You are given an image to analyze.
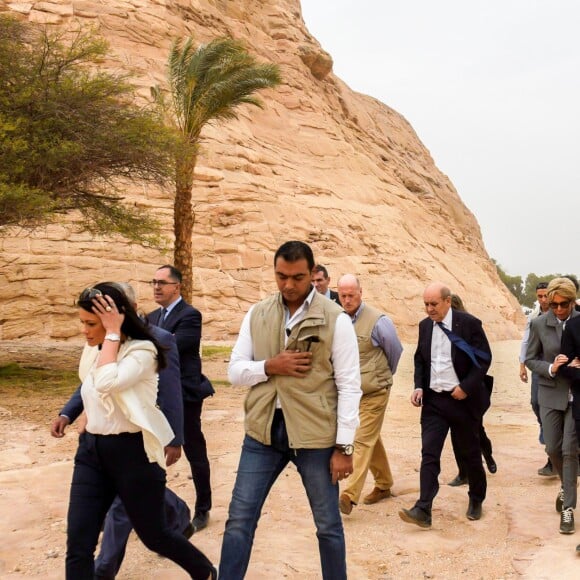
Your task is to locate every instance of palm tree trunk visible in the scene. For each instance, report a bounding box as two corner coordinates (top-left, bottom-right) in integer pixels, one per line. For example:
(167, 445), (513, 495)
(174, 152), (197, 302)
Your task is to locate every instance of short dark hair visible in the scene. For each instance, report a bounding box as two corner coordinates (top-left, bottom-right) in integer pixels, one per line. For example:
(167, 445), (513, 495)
(158, 264), (182, 283)
(274, 241), (315, 271)
(312, 264), (329, 278)
(535, 281), (548, 290)
(563, 275), (579, 292)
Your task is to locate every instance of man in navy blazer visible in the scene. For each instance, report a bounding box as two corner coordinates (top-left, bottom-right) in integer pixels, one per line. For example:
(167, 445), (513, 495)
(148, 265), (214, 533)
(51, 283), (191, 578)
(559, 313), (580, 552)
(399, 282), (492, 528)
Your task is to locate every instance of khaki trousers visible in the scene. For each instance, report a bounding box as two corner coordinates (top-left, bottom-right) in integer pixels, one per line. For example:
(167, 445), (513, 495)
(342, 388), (393, 504)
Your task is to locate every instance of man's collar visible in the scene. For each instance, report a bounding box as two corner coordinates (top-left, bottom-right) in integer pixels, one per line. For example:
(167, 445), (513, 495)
(350, 302), (365, 322)
(433, 308), (453, 328)
(303, 286), (317, 309)
(279, 285), (316, 311)
(163, 296), (183, 313)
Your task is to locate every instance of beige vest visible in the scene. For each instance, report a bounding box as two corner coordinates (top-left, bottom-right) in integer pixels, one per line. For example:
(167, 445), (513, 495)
(354, 304), (393, 395)
(246, 291), (343, 448)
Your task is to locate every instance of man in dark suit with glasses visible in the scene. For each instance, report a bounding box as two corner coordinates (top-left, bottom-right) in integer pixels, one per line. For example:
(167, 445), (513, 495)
(148, 265), (214, 534)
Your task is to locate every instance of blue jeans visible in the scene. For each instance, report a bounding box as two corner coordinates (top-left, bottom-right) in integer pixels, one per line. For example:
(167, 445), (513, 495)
(219, 413), (346, 580)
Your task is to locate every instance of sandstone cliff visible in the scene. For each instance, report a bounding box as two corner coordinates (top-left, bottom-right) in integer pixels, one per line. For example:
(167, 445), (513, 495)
(0, 0), (524, 343)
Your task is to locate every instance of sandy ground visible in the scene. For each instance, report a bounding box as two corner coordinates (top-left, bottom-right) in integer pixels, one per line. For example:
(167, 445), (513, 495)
(0, 340), (579, 579)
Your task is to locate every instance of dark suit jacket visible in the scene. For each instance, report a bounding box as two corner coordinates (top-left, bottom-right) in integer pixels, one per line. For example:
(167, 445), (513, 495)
(329, 289), (341, 306)
(558, 314), (580, 384)
(148, 299), (214, 403)
(414, 309), (492, 416)
(60, 326), (184, 446)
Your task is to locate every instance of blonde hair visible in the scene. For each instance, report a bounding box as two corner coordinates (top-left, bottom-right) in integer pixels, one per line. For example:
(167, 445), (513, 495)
(546, 277), (577, 303)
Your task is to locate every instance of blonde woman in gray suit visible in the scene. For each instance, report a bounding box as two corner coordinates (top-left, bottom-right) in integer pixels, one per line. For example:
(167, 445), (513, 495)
(525, 277), (579, 535)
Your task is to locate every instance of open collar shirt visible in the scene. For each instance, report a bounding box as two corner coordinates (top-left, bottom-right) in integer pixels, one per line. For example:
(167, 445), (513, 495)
(429, 309), (460, 392)
(228, 286), (361, 444)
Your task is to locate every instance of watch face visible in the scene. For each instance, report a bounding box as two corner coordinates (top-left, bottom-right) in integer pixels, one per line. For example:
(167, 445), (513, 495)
(344, 444), (354, 456)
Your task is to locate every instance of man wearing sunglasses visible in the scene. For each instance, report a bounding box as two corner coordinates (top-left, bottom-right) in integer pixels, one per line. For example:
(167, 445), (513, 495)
(148, 265), (214, 535)
(525, 277), (579, 535)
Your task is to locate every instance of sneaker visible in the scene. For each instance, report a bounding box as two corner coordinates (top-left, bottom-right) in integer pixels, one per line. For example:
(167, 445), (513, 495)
(363, 487), (392, 505)
(538, 458), (554, 477)
(339, 493), (354, 515)
(560, 507), (575, 534)
(556, 487), (564, 513)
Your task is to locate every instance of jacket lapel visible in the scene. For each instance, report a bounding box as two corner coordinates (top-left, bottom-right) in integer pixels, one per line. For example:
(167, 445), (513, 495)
(163, 299), (185, 330)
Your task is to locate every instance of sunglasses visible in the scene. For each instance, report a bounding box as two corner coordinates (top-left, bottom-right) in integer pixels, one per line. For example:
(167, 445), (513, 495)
(549, 300), (571, 310)
(149, 280), (178, 287)
(79, 287), (103, 301)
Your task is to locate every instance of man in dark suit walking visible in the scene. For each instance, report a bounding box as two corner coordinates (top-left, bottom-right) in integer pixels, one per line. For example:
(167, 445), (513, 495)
(312, 264), (341, 305)
(399, 282), (492, 528)
(148, 265), (214, 534)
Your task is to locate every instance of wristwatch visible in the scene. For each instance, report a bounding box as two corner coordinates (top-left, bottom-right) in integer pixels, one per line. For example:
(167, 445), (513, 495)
(334, 444), (354, 456)
(104, 333), (121, 342)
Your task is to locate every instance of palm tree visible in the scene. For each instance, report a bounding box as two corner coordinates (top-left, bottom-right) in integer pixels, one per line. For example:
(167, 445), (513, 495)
(159, 36), (281, 301)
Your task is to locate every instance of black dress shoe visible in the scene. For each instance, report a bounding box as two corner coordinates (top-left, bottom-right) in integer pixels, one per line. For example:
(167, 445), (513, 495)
(538, 458), (555, 477)
(448, 474), (468, 487)
(484, 454), (497, 474)
(399, 506), (432, 528)
(191, 510), (209, 533)
(182, 522), (195, 540)
(466, 499), (482, 521)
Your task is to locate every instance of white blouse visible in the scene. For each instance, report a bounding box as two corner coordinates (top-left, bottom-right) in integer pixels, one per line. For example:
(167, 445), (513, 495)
(79, 339), (174, 467)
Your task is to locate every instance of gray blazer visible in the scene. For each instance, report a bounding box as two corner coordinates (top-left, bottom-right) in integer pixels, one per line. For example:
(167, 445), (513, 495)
(525, 309), (579, 411)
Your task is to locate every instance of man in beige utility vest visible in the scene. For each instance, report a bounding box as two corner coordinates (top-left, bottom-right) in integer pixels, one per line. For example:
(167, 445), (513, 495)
(337, 274), (403, 515)
(220, 241), (362, 580)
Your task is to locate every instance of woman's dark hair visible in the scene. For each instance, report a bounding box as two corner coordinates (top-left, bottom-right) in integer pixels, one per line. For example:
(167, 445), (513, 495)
(451, 293), (466, 312)
(77, 282), (167, 370)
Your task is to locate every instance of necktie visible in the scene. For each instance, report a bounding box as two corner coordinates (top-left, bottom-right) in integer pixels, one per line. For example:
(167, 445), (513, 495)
(436, 322), (490, 369)
(159, 308), (168, 328)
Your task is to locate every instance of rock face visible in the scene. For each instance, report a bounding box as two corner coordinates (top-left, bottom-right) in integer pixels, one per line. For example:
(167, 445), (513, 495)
(0, 0), (524, 343)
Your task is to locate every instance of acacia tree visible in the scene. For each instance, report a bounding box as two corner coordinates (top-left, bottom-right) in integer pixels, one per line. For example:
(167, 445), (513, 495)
(0, 17), (175, 245)
(156, 36), (281, 300)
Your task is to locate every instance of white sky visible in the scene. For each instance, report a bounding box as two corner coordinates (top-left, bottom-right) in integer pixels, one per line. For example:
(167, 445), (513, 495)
(301, 0), (580, 278)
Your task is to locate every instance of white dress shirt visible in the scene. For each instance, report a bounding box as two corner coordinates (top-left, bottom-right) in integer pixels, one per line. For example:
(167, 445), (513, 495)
(228, 287), (361, 444)
(429, 309), (460, 392)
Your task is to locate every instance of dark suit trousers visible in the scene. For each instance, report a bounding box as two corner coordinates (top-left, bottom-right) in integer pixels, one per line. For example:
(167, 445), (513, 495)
(574, 384), (580, 447)
(183, 400), (212, 513)
(94, 488), (191, 579)
(416, 391), (486, 513)
(452, 423), (492, 478)
(66, 432), (213, 580)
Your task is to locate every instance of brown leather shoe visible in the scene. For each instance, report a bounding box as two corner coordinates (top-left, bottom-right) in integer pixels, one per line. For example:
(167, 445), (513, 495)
(363, 487), (392, 505)
(339, 493), (354, 515)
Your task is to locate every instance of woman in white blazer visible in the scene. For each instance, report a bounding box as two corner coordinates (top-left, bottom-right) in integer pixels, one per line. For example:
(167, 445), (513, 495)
(66, 283), (216, 579)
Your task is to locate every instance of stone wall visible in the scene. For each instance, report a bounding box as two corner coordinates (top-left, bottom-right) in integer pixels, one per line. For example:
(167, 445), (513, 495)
(0, 0), (525, 343)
